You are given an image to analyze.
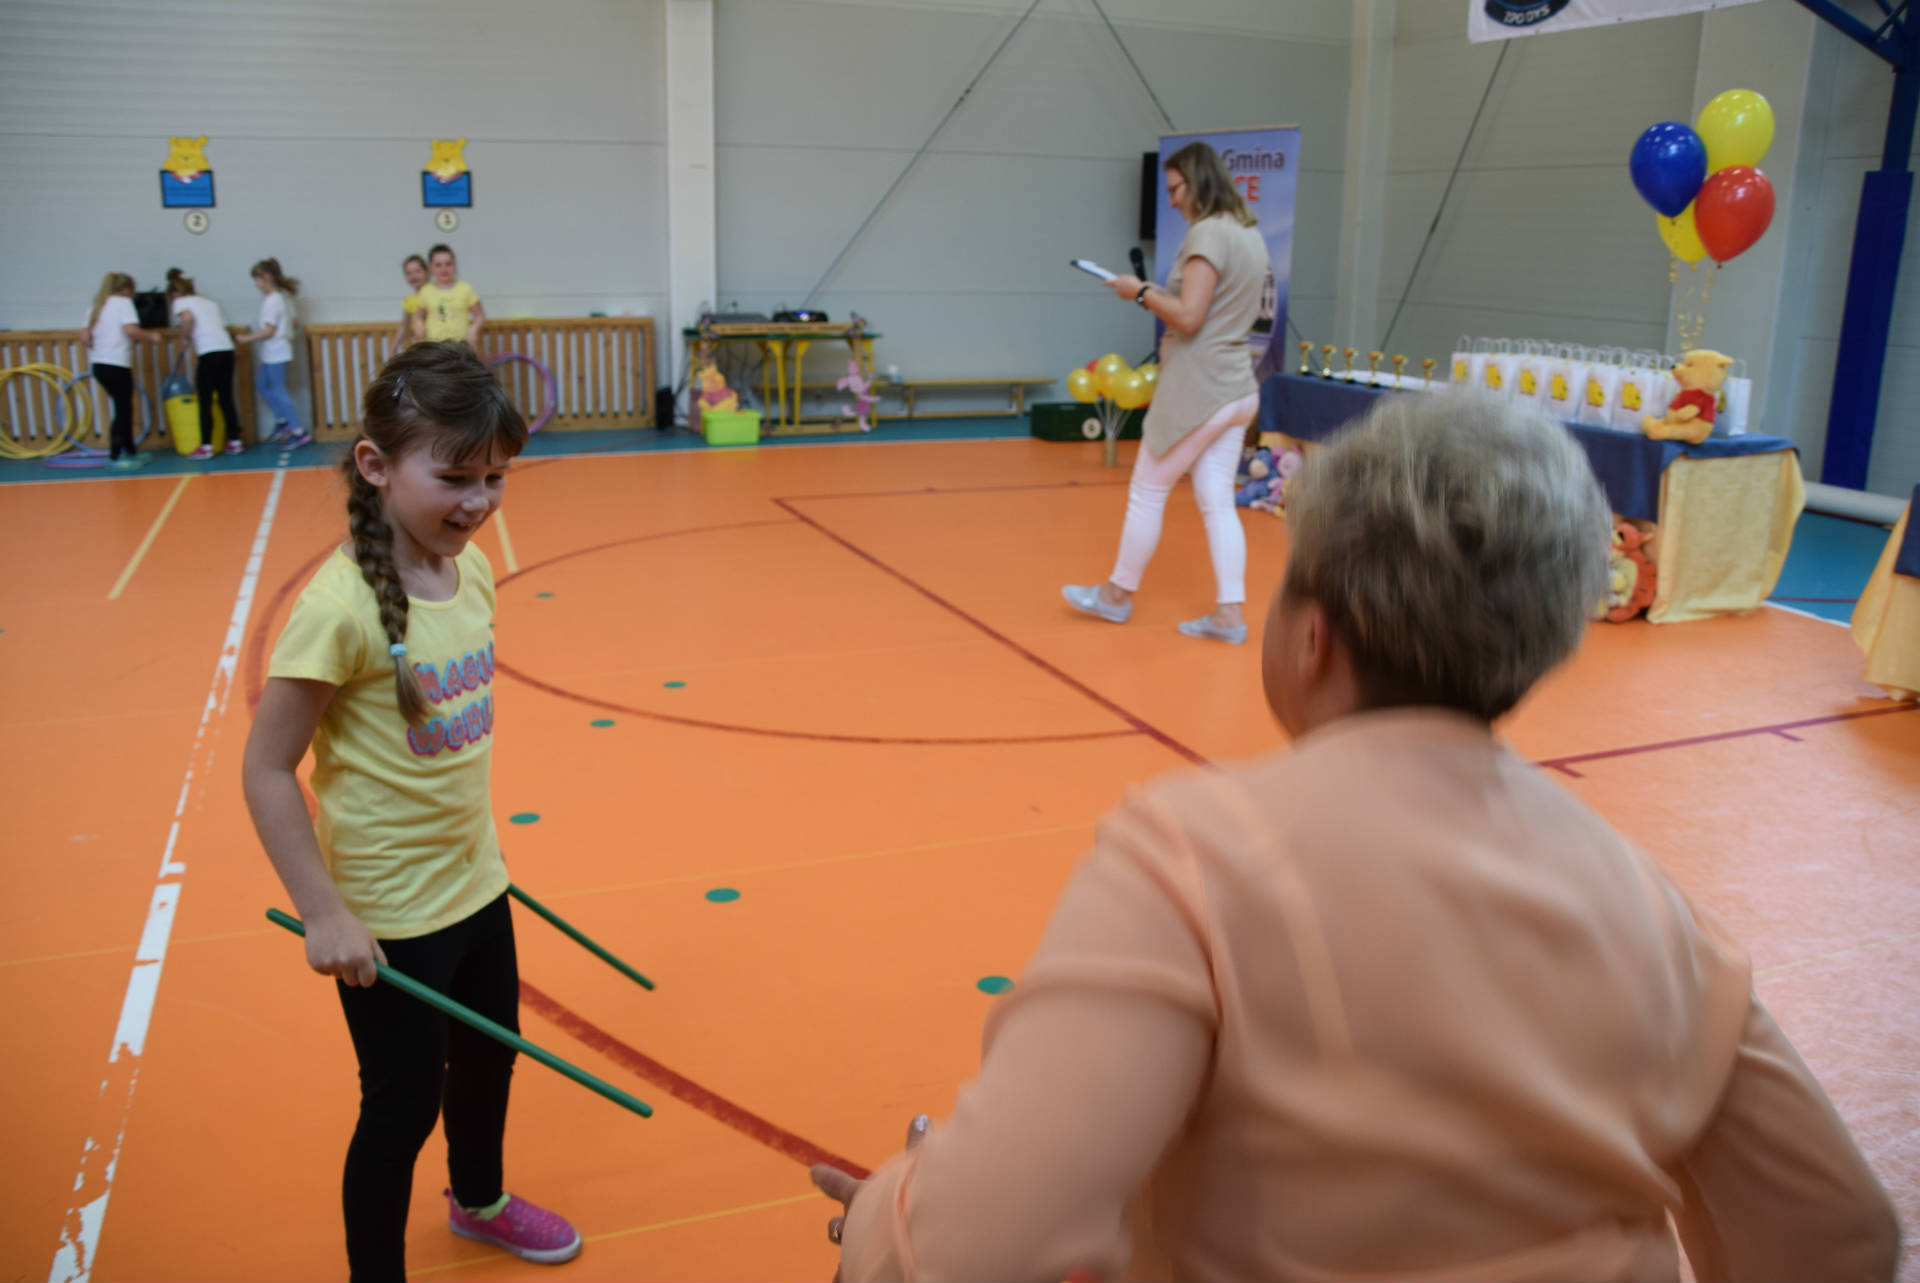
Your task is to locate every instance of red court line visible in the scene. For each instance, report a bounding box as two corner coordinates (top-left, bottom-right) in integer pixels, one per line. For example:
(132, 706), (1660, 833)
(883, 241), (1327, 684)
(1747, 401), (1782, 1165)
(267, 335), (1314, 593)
(1537, 703), (1917, 777)
(519, 980), (870, 1179)
(773, 498), (1210, 767)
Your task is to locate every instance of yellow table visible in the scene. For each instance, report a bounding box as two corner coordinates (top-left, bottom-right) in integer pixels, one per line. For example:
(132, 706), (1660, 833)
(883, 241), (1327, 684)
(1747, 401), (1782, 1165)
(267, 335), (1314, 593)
(1851, 497), (1920, 700)
(685, 320), (878, 430)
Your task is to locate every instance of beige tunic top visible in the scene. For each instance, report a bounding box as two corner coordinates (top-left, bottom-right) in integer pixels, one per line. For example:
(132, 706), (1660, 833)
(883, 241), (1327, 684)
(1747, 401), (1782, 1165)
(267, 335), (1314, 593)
(1142, 213), (1268, 457)
(838, 710), (1897, 1282)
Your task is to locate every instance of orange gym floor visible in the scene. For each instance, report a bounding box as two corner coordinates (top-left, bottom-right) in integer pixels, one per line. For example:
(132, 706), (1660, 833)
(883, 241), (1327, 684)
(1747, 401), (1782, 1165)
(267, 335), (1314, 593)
(3, 436), (1916, 1281)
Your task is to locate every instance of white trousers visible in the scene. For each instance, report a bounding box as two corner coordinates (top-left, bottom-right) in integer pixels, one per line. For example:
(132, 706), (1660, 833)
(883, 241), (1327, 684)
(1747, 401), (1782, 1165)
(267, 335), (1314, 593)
(1108, 392), (1258, 604)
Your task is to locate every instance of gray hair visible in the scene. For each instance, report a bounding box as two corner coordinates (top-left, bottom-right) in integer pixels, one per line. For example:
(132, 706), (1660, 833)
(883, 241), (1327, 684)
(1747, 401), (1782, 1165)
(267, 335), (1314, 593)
(1282, 389), (1610, 722)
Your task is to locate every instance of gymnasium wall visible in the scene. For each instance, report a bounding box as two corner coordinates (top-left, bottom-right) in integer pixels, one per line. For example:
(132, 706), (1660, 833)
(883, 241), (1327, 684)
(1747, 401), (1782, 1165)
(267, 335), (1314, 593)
(710, 0), (1350, 399)
(1779, 22), (1920, 497)
(0, 0), (672, 399)
(1374, 6), (1704, 378)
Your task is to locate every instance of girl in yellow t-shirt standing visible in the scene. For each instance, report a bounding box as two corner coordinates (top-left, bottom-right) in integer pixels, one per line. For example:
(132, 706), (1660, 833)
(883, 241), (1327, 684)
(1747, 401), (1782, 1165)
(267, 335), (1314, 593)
(417, 243), (485, 347)
(393, 253), (430, 352)
(242, 341), (578, 1277)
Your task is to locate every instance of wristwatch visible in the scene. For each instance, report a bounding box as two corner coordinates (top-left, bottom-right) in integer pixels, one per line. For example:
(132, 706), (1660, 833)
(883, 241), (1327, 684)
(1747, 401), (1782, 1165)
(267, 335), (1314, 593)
(1135, 285), (1151, 307)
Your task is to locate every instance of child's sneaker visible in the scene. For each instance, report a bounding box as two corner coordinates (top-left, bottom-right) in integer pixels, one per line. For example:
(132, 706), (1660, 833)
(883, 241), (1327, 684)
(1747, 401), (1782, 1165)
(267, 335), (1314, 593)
(279, 427), (312, 449)
(189, 444), (214, 460)
(224, 439), (245, 455)
(446, 1190), (581, 1264)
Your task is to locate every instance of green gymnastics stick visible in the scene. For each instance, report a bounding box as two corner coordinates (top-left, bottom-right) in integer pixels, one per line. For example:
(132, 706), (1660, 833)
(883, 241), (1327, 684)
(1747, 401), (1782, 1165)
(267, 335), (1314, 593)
(508, 882), (656, 991)
(265, 908), (653, 1120)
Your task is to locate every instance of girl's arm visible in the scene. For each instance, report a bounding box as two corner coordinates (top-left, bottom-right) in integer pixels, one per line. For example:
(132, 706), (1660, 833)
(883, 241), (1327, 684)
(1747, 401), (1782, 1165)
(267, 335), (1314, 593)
(392, 311), (412, 351)
(465, 297), (485, 348)
(239, 320), (277, 343)
(242, 676), (387, 986)
(122, 322), (163, 346)
(174, 308), (196, 359)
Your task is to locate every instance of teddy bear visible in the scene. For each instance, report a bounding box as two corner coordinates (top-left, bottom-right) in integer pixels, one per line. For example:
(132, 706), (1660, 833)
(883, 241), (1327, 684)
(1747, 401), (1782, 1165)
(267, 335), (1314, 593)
(1595, 520), (1657, 622)
(693, 361), (738, 416)
(1642, 349), (1732, 445)
(836, 359), (875, 432)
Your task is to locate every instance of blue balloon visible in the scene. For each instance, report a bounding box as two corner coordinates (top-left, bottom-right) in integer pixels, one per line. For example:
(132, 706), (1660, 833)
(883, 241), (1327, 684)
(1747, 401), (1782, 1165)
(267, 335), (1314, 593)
(1630, 122), (1708, 218)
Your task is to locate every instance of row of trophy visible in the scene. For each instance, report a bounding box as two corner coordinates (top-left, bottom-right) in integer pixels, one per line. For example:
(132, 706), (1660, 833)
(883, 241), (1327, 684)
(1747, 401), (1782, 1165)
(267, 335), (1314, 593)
(1297, 342), (1434, 388)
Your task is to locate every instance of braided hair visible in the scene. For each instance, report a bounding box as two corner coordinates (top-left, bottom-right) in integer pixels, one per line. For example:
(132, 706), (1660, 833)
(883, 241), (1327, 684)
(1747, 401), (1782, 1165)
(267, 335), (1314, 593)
(344, 340), (527, 724)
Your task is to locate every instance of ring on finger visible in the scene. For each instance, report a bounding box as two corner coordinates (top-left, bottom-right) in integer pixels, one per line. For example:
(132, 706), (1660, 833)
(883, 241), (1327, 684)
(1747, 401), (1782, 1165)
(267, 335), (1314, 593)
(828, 1218), (843, 1245)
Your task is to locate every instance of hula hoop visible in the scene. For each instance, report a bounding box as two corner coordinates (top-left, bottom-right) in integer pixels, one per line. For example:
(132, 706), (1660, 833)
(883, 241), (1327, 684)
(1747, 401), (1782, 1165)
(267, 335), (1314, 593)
(45, 370), (158, 465)
(487, 353), (556, 433)
(0, 365), (94, 459)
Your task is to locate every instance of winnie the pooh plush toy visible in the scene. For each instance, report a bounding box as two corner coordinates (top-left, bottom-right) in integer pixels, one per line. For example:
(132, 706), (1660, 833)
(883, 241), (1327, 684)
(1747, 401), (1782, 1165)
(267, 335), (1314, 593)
(693, 361), (739, 416)
(1642, 349), (1732, 445)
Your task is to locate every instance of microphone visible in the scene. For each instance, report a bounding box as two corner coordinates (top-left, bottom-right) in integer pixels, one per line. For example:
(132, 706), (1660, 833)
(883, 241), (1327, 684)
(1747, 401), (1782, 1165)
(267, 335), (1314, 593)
(1130, 248), (1147, 279)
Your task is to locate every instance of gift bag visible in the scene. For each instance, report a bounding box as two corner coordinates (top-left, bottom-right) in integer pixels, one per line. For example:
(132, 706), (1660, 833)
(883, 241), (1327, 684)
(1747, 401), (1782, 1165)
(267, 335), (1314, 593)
(1514, 341), (1551, 407)
(1613, 354), (1663, 433)
(1450, 335), (1482, 388)
(1649, 352), (1681, 417)
(1717, 357), (1752, 435)
(1577, 348), (1621, 427)
(1483, 339), (1519, 399)
(1543, 345), (1586, 422)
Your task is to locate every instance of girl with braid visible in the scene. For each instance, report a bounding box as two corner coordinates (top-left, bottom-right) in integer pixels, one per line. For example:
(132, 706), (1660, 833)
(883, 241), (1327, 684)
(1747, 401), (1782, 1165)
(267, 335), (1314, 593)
(242, 341), (579, 1280)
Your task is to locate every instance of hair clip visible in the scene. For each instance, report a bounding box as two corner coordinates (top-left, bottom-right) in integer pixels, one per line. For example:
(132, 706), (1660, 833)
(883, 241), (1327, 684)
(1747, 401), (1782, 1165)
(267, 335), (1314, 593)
(393, 373), (409, 402)
(389, 642), (408, 657)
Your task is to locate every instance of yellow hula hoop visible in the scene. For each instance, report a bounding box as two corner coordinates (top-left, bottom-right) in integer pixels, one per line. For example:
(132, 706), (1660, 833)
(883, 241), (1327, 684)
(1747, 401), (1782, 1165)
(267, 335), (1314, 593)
(0, 364), (92, 459)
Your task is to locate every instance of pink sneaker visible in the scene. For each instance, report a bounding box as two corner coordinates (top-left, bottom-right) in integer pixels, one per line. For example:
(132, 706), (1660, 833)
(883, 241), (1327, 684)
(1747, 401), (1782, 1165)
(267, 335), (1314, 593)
(223, 439), (245, 455)
(188, 444), (214, 460)
(446, 1190), (582, 1264)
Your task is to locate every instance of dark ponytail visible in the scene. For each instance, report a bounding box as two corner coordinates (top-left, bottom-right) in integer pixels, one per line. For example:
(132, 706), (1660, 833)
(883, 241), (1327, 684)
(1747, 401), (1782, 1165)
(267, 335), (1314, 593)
(165, 267), (195, 297)
(342, 340), (528, 725)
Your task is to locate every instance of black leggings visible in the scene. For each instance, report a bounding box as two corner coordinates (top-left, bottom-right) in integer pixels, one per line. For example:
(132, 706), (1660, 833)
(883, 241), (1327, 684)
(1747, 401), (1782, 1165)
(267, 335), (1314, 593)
(195, 350), (238, 448)
(336, 892), (519, 1283)
(92, 363), (134, 458)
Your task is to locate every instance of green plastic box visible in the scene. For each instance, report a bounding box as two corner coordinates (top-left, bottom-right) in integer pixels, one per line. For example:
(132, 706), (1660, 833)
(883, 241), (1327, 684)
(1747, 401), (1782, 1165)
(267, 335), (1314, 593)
(701, 408), (762, 446)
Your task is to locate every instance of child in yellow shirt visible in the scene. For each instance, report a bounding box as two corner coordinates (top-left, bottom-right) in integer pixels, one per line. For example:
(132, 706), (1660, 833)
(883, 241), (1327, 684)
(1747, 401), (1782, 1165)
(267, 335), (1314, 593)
(242, 341), (575, 1277)
(417, 243), (484, 346)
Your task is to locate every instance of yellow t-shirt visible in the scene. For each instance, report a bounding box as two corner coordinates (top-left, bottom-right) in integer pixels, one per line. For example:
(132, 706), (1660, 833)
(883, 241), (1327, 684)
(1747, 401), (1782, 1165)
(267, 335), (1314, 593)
(402, 290), (424, 315)
(417, 279), (479, 341)
(268, 542), (507, 939)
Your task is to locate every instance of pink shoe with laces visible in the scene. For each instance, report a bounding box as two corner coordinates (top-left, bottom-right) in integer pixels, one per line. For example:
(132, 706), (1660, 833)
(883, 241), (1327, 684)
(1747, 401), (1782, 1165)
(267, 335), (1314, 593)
(445, 1190), (582, 1264)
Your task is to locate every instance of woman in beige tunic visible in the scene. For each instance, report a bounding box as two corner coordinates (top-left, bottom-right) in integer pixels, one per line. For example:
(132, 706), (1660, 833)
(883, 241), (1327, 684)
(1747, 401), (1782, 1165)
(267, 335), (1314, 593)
(816, 390), (1898, 1282)
(1064, 141), (1271, 644)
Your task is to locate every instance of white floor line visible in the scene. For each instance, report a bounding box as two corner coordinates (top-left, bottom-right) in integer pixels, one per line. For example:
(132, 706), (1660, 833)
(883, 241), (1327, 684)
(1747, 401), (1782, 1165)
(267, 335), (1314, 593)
(1764, 600), (1850, 628)
(49, 469), (285, 1283)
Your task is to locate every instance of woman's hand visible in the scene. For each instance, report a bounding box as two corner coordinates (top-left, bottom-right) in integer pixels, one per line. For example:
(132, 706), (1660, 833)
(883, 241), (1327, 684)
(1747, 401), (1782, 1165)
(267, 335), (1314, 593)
(303, 908), (387, 987)
(1106, 274), (1145, 302)
(813, 1113), (929, 1264)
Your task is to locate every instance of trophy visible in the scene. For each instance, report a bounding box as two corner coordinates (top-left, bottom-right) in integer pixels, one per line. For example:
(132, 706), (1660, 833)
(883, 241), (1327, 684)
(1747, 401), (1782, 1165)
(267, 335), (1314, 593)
(1367, 350), (1382, 384)
(1421, 358), (1436, 385)
(1342, 348), (1357, 381)
(1391, 354), (1407, 388)
(1320, 345), (1334, 379)
(1298, 341), (1312, 376)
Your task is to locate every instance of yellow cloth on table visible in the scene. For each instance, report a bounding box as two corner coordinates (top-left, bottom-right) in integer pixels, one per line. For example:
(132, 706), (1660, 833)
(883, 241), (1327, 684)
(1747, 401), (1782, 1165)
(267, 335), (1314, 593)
(1648, 450), (1804, 624)
(1850, 504), (1920, 700)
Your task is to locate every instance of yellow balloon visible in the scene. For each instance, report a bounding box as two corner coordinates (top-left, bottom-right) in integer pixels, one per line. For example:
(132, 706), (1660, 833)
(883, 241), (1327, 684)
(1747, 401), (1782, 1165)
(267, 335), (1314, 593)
(1136, 362), (1159, 389)
(1110, 369), (1149, 410)
(1092, 353), (1129, 398)
(1656, 206), (1708, 264)
(1067, 368), (1098, 404)
(1696, 89), (1774, 172)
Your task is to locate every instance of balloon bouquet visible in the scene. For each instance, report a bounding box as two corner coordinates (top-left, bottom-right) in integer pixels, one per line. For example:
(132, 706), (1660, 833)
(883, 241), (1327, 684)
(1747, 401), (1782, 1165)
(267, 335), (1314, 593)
(1630, 89), (1776, 348)
(1067, 352), (1157, 467)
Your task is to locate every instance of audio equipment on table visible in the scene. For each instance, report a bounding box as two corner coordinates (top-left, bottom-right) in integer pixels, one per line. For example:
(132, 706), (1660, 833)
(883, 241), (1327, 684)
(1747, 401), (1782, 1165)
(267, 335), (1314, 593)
(772, 309), (828, 323)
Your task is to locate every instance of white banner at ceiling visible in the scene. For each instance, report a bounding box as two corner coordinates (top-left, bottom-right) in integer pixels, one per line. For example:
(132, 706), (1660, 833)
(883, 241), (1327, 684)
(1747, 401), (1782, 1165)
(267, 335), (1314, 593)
(1469, 0), (1766, 42)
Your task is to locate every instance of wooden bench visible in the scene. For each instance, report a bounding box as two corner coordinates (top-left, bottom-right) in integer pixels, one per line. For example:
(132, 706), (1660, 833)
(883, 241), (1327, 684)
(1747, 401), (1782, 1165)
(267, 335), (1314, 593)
(893, 376), (1055, 419)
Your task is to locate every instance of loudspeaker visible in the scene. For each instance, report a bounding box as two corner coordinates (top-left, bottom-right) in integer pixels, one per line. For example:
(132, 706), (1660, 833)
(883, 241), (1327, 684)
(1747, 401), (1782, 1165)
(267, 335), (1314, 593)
(134, 291), (169, 328)
(1029, 400), (1143, 443)
(1139, 152), (1159, 242)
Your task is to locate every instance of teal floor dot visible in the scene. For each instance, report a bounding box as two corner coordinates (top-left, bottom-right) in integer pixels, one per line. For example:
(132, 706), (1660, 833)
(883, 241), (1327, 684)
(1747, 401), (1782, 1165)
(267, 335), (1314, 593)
(589, 718), (615, 728)
(664, 680), (686, 689)
(976, 975), (1014, 995)
(704, 887), (740, 903)
(509, 812), (540, 825)
(536, 592), (554, 598)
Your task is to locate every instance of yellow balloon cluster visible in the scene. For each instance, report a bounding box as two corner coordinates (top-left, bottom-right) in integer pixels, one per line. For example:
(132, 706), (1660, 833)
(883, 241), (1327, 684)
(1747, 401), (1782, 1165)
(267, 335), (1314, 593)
(1652, 88), (1774, 264)
(1064, 353), (1157, 410)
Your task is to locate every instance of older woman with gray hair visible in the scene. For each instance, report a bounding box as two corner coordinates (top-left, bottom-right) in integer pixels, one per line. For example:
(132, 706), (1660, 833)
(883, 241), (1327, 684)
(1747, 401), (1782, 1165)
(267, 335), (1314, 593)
(814, 391), (1897, 1282)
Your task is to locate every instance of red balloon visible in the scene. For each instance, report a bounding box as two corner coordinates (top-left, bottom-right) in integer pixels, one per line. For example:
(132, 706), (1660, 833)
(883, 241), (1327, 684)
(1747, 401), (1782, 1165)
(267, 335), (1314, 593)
(1694, 166), (1775, 262)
